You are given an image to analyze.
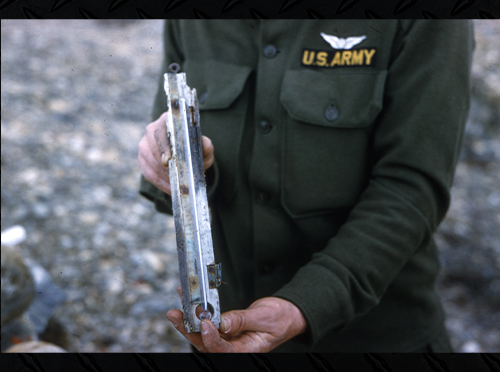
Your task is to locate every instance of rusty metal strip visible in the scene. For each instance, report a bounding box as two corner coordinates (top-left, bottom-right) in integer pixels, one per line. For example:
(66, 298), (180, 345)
(164, 72), (221, 333)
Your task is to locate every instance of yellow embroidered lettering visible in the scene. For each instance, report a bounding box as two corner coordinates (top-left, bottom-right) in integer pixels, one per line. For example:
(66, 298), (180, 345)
(330, 52), (341, 66)
(316, 51), (328, 66)
(364, 49), (376, 65)
(341, 51), (352, 66)
(302, 48), (376, 68)
(351, 50), (364, 65)
(302, 50), (315, 65)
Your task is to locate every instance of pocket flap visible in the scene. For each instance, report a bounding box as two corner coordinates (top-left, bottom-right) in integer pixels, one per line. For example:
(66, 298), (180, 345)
(184, 60), (253, 110)
(280, 69), (387, 128)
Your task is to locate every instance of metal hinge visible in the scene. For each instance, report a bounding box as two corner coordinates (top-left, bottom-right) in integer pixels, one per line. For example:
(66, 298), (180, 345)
(207, 263), (222, 289)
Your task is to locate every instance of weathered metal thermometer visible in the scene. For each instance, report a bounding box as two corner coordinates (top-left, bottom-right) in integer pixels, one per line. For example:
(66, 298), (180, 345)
(164, 65), (221, 333)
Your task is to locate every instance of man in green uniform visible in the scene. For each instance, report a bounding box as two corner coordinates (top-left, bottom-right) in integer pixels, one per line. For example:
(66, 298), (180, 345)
(138, 20), (474, 352)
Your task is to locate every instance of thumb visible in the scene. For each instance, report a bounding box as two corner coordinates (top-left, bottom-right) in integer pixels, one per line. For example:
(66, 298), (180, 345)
(219, 309), (253, 335)
(154, 112), (171, 167)
(219, 298), (281, 335)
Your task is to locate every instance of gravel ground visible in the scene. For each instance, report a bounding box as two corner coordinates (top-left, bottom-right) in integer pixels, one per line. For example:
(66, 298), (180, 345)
(1, 20), (499, 353)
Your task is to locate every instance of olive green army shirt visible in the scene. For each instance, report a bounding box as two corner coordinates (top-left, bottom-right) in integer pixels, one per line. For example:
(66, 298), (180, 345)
(140, 20), (473, 352)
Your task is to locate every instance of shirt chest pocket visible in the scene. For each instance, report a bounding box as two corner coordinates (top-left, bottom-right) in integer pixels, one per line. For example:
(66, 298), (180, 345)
(279, 69), (388, 218)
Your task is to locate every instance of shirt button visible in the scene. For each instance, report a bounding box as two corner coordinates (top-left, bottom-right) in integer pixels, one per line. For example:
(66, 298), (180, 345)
(258, 120), (272, 134)
(258, 262), (275, 275)
(324, 104), (339, 122)
(256, 191), (270, 205)
(263, 45), (278, 59)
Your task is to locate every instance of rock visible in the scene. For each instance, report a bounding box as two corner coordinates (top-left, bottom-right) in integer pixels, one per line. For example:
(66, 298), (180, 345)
(460, 340), (482, 353)
(40, 317), (71, 351)
(24, 258), (67, 335)
(131, 250), (165, 274)
(1, 246), (35, 326)
(10, 206), (31, 221)
(129, 297), (168, 317)
(92, 185), (113, 204)
(59, 235), (74, 250)
(1, 225), (27, 247)
(4, 340), (67, 353)
(32, 202), (51, 219)
(1, 252), (68, 352)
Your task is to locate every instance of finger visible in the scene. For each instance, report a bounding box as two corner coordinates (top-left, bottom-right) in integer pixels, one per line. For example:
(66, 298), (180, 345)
(140, 117), (172, 194)
(139, 134), (167, 175)
(201, 320), (234, 353)
(203, 152), (214, 171)
(201, 136), (214, 157)
(166, 309), (183, 325)
(138, 156), (170, 193)
(153, 112), (170, 167)
(138, 146), (172, 194)
(175, 285), (184, 307)
(201, 136), (214, 170)
(166, 310), (208, 352)
(144, 114), (166, 167)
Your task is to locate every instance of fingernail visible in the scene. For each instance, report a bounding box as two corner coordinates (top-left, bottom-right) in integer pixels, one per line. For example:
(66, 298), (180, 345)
(161, 153), (167, 165)
(201, 321), (209, 335)
(222, 316), (231, 334)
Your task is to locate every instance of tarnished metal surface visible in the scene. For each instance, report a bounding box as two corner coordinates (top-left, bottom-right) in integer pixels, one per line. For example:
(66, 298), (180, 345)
(164, 72), (221, 333)
(207, 263), (222, 289)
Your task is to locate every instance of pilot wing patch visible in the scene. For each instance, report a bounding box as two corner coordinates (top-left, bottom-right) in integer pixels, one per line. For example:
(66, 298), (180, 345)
(320, 33), (366, 50)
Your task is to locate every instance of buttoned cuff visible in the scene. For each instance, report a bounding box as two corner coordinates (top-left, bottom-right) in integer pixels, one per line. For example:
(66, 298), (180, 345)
(272, 288), (320, 350)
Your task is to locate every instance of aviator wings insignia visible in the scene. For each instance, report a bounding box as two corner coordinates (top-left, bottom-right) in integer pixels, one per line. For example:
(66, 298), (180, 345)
(320, 33), (367, 50)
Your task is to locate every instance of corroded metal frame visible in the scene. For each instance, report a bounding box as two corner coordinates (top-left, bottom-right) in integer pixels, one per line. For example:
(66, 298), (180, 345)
(164, 72), (221, 333)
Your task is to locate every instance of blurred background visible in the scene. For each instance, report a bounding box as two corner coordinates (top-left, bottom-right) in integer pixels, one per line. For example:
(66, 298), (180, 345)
(1, 20), (499, 353)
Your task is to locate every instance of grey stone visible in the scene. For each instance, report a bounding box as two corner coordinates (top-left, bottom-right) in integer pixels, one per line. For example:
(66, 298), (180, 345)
(32, 202), (51, 219)
(24, 259), (67, 335)
(129, 298), (168, 317)
(1, 246), (35, 326)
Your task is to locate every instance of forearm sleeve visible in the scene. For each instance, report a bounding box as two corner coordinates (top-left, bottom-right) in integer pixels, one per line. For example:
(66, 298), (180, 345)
(273, 20), (474, 344)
